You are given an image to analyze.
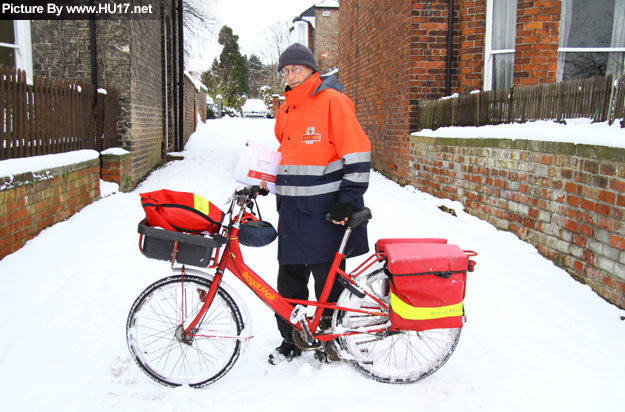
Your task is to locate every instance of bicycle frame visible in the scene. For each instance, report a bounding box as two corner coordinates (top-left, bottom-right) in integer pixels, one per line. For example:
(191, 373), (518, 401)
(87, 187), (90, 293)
(178, 190), (389, 344)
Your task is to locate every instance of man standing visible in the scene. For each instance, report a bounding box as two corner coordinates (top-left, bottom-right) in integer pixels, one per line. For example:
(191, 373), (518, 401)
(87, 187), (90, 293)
(268, 43), (372, 364)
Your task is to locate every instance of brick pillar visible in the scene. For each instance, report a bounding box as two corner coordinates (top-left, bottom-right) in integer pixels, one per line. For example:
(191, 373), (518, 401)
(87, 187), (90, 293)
(272, 94), (281, 118)
(101, 150), (133, 192)
(513, 1), (561, 86)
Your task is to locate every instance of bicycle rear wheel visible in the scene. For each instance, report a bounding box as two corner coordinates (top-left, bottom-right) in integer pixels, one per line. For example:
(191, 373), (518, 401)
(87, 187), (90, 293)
(334, 269), (461, 384)
(126, 274), (243, 388)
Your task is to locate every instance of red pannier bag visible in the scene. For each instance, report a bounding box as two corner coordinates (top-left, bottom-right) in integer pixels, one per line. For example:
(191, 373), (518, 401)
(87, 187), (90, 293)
(375, 237), (447, 252)
(384, 242), (470, 332)
(140, 189), (225, 234)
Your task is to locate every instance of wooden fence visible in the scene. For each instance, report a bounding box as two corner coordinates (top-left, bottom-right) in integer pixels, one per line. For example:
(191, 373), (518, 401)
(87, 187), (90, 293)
(0, 65), (118, 161)
(418, 72), (625, 130)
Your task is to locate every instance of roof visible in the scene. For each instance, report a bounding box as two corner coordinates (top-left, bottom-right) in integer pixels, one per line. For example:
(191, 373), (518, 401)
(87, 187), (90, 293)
(316, 0), (339, 8)
(295, 0), (339, 22)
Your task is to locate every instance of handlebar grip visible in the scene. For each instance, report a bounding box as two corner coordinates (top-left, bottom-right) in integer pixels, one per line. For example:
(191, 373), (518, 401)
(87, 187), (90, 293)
(325, 208), (372, 229)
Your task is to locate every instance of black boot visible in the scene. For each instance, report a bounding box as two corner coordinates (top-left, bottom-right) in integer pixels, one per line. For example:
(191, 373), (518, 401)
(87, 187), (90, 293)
(268, 336), (303, 365)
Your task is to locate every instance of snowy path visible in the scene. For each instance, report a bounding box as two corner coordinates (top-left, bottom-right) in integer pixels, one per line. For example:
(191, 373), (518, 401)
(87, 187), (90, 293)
(0, 118), (624, 412)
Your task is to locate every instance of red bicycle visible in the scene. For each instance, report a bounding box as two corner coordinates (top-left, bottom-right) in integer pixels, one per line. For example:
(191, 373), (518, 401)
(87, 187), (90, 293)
(126, 185), (476, 387)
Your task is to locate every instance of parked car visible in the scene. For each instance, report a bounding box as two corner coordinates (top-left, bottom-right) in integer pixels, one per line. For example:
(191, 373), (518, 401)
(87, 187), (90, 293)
(241, 99), (268, 118)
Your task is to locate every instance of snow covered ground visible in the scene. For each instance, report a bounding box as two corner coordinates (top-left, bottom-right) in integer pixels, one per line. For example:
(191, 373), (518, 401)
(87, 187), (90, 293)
(1, 118), (624, 412)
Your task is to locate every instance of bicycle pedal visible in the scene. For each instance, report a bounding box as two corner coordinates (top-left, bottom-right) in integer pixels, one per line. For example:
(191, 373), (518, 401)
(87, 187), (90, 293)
(324, 342), (341, 362)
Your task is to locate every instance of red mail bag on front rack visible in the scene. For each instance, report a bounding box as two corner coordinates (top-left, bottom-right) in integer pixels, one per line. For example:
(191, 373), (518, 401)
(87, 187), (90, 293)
(140, 189), (224, 235)
(384, 242), (469, 332)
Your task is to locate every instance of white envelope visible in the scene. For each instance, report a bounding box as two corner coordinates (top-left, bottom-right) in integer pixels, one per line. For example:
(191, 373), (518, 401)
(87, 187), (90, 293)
(233, 140), (282, 194)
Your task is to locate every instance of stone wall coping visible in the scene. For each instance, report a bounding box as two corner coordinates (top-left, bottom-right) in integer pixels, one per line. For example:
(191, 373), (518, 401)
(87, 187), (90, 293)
(410, 135), (625, 162)
(101, 148), (130, 156)
(0, 155), (100, 191)
(101, 150), (132, 162)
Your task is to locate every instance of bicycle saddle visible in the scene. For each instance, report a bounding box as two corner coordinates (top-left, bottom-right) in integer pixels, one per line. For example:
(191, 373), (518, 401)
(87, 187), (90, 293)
(325, 207), (372, 229)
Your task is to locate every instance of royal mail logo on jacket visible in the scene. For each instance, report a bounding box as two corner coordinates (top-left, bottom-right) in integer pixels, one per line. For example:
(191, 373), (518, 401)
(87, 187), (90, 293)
(302, 127), (321, 144)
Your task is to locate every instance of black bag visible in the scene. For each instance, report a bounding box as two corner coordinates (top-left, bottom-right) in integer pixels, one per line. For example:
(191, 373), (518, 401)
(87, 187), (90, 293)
(238, 220), (277, 247)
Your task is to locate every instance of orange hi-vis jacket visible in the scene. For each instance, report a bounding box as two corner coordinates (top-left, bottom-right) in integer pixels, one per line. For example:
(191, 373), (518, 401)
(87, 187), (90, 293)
(274, 72), (371, 264)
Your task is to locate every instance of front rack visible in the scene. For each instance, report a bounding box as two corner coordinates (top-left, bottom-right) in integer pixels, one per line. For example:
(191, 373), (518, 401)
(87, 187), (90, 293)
(138, 219), (226, 268)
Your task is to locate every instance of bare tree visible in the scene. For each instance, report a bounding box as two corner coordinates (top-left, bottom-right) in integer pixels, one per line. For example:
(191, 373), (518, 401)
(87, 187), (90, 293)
(183, 0), (218, 68)
(254, 21), (292, 66)
(252, 21), (292, 93)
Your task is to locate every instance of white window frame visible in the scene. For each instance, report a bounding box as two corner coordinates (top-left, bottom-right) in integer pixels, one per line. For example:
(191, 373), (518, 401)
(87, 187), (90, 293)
(0, 20), (33, 84)
(483, 0), (517, 91)
(292, 20), (309, 47)
(557, 0), (625, 81)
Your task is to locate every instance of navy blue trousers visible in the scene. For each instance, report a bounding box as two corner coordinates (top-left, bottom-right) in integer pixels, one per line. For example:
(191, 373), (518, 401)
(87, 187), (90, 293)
(276, 260), (346, 339)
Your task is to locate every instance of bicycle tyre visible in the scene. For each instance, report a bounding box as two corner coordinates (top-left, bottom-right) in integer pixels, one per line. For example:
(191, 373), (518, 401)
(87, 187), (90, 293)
(126, 274), (243, 388)
(333, 268), (462, 384)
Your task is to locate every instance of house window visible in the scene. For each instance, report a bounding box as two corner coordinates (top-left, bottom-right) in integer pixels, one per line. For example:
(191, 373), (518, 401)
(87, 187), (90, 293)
(484, 0), (518, 90)
(558, 0), (625, 81)
(293, 21), (308, 47)
(0, 20), (33, 82)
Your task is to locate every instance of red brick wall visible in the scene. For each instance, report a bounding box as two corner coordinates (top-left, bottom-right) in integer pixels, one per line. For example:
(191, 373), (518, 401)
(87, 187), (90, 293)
(456, 0), (486, 91)
(340, 0), (565, 185)
(308, 22), (314, 52)
(340, 0), (456, 184)
(0, 158), (100, 260)
(513, 0), (561, 86)
(411, 135), (625, 309)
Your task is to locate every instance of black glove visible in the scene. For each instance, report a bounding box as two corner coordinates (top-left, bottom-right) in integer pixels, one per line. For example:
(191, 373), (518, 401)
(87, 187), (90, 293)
(329, 203), (355, 222)
(252, 185), (269, 198)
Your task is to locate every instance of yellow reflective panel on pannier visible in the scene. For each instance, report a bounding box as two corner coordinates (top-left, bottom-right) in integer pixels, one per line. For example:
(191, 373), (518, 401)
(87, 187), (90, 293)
(390, 292), (463, 320)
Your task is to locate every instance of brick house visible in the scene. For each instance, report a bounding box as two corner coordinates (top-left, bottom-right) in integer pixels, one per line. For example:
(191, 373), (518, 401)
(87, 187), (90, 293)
(339, 0), (625, 309)
(0, 1), (204, 190)
(291, 0), (340, 74)
(339, 0), (625, 184)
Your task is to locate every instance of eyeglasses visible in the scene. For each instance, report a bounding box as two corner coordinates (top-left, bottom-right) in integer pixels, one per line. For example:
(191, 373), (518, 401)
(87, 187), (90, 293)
(280, 65), (303, 77)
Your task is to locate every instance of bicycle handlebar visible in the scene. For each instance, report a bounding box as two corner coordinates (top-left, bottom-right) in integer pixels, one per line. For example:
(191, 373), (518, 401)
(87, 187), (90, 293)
(233, 186), (372, 228)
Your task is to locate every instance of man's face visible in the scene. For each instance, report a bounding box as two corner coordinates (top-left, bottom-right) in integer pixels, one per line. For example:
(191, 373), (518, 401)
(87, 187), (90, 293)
(281, 65), (313, 89)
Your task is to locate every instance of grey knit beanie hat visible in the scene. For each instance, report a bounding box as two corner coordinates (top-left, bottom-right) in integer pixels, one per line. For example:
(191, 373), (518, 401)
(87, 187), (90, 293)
(278, 43), (318, 73)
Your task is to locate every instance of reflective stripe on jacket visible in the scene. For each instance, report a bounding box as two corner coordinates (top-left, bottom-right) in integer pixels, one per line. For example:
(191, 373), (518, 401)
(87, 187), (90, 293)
(274, 72), (371, 264)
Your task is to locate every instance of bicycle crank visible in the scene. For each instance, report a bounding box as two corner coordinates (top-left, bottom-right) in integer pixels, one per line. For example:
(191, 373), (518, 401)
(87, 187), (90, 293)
(292, 327), (322, 350)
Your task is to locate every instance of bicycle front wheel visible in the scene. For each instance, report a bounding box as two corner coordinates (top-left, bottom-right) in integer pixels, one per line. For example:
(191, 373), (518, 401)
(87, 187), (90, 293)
(126, 274), (243, 388)
(334, 269), (462, 384)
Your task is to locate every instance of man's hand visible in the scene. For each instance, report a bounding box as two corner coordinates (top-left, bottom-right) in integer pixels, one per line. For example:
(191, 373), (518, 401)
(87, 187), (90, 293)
(258, 180), (269, 196)
(329, 203), (355, 225)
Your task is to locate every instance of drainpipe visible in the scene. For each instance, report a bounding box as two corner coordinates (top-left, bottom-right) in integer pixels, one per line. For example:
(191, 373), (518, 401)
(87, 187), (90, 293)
(172, 0), (179, 151)
(446, 0), (454, 96)
(164, 19), (168, 158)
(178, 0), (184, 152)
(89, 0), (97, 102)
